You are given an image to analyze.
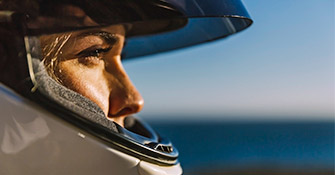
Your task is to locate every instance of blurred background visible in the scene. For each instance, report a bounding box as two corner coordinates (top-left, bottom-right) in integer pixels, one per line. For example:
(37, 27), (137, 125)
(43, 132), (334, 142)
(124, 0), (334, 174)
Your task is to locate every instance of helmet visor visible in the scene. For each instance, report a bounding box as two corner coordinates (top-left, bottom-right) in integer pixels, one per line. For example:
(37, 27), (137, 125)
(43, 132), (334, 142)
(19, 0), (252, 59)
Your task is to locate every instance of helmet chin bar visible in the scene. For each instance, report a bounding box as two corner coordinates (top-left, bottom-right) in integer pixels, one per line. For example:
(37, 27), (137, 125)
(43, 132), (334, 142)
(24, 36), (179, 166)
(122, 116), (175, 154)
(31, 90), (180, 165)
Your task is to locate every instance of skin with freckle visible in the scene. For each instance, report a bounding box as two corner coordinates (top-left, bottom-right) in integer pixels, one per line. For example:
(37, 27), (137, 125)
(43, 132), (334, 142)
(40, 25), (144, 127)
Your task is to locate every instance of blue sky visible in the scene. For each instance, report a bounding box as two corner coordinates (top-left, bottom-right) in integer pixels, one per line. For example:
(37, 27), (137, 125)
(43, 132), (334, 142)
(123, 0), (334, 121)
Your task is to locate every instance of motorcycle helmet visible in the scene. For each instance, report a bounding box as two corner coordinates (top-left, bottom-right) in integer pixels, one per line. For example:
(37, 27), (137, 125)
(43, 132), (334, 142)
(0, 0), (252, 174)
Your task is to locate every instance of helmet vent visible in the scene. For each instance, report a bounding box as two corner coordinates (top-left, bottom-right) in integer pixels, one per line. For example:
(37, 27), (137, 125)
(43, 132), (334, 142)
(146, 143), (173, 153)
(157, 144), (173, 153)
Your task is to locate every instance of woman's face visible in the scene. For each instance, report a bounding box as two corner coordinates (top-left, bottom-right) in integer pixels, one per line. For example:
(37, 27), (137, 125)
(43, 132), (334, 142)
(41, 25), (144, 127)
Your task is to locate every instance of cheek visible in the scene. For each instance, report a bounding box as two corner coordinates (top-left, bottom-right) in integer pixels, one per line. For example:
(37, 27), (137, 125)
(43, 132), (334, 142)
(57, 60), (110, 113)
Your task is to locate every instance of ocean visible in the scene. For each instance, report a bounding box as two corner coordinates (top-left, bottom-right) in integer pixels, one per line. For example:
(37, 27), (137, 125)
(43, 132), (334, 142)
(148, 120), (334, 175)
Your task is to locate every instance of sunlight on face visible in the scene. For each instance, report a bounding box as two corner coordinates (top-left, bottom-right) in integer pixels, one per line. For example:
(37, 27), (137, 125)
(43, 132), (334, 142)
(40, 25), (144, 127)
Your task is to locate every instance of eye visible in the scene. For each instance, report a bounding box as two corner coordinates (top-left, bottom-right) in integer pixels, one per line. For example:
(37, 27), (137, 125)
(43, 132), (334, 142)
(77, 47), (112, 58)
(76, 46), (112, 66)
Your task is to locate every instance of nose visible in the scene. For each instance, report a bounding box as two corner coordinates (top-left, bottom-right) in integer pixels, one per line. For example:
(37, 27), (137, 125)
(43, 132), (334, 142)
(108, 83), (144, 117)
(106, 58), (144, 118)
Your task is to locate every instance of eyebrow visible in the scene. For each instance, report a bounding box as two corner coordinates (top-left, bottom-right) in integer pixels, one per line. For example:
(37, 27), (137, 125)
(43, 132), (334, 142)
(77, 31), (118, 45)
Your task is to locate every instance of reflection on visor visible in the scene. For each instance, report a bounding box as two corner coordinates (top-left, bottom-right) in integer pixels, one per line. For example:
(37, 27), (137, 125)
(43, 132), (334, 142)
(24, 25), (179, 165)
(123, 17), (251, 59)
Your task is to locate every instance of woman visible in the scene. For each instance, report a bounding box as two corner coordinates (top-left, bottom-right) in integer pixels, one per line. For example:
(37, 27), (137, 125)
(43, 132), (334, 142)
(40, 24), (143, 127)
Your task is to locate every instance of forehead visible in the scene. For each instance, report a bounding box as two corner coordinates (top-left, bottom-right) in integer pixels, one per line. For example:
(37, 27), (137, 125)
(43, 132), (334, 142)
(40, 24), (125, 47)
(68, 25), (126, 47)
(72, 25), (126, 37)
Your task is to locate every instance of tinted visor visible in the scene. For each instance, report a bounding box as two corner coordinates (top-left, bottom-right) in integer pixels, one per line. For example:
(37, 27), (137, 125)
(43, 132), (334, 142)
(20, 0), (252, 59)
(123, 0), (253, 59)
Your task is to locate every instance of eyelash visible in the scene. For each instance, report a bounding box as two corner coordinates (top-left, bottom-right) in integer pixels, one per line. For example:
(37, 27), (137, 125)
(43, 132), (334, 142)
(78, 47), (111, 58)
(77, 47), (112, 65)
